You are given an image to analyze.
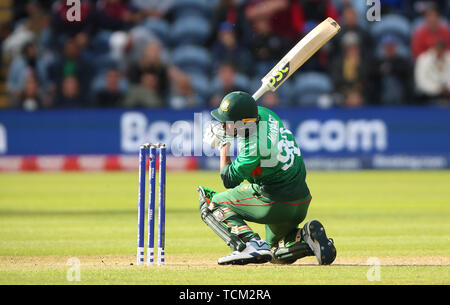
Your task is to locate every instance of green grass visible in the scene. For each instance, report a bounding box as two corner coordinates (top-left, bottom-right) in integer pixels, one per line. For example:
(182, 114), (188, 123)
(0, 170), (449, 284)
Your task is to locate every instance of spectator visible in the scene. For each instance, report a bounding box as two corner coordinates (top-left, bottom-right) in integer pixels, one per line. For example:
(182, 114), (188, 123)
(2, 22), (35, 61)
(23, 0), (50, 39)
(123, 71), (163, 108)
(265, 0), (339, 70)
(415, 40), (450, 104)
(17, 74), (43, 111)
(343, 88), (364, 108)
(332, 5), (374, 58)
(4, 0), (449, 111)
(261, 91), (280, 108)
(50, 0), (95, 47)
(13, 0), (52, 23)
(209, 0), (250, 46)
(7, 42), (39, 105)
(411, 4), (450, 59)
(3, 1), (50, 60)
(95, 0), (135, 32)
(331, 32), (369, 105)
(53, 76), (83, 108)
(94, 69), (125, 107)
(168, 67), (200, 109)
(111, 26), (159, 74)
(379, 0), (409, 15)
(0, 23), (12, 74)
(212, 22), (252, 74)
(248, 17), (290, 76)
(245, 0), (294, 41)
(12, 0), (29, 23)
(408, 0), (450, 20)
(209, 62), (246, 107)
(47, 37), (94, 106)
(371, 35), (412, 105)
(288, 0), (339, 36)
(127, 42), (168, 98)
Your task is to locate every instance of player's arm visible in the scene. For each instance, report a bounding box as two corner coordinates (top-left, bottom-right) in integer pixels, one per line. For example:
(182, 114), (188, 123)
(220, 141), (260, 189)
(220, 143), (243, 189)
(220, 143), (232, 172)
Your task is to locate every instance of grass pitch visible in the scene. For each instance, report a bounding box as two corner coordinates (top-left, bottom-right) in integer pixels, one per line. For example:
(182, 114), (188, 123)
(0, 170), (449, 284)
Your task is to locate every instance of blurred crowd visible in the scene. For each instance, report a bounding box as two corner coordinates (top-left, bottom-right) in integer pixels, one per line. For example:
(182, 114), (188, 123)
(1, 0), (450, 111)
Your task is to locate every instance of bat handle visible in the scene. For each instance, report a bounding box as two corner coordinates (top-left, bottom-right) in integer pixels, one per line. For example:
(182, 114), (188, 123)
(252, 84), (270, 101)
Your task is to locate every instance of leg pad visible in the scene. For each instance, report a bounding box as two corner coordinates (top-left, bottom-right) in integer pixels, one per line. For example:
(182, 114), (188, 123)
(199, 188), (246, 252)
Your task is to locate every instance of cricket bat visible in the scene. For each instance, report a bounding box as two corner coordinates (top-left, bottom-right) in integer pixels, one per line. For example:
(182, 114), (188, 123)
(252, 17), (341, 101)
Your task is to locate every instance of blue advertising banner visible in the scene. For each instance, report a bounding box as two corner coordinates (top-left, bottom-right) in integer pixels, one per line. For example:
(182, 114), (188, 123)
(0, 107), (449, 169)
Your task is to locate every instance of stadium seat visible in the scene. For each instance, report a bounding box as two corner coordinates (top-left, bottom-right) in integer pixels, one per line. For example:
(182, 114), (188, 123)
(234, 73), (250, 91)
(370, 14), (411, 43)
(253, 61), (277, 79)
(170, 16), (211, 46)
(143, 18), (170, 46)
(332, 0), (369, 28)
(292, 72), (332, 107)
(91, 71), (129, 94)
(210, 73), (249, 92)
(188, 73), (211, 101)
(172, 0), (212, 19)
(93, 54), (117, 74)
(91, 30), (112, 56)
(276, 79), (293, 106)
(250, 77), (261, 95)
(411, 17), (449, 32)
(39, 27), (52, 50)
(376, 41), (411, 59)
(91, 74), (105, 93)
(172, 45), (212, 75)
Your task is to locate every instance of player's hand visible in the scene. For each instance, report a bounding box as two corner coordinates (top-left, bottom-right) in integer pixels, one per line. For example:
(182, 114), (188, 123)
(203, 121), (232, 148)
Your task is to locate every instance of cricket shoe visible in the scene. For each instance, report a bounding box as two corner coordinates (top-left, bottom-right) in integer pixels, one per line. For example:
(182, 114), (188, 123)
(271, 228), (314, 265)
(271, 241), (314, 265)
(218, 238), (273, 265)
(302, 220), (337, 265)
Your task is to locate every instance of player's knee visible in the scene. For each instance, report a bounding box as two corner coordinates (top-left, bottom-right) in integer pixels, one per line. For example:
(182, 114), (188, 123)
(210, 191), (230, 206)
(199, 195), (218, 220)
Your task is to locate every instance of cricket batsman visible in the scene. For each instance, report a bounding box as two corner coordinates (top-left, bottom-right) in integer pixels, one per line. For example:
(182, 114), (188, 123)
(199, 91), (336, 265)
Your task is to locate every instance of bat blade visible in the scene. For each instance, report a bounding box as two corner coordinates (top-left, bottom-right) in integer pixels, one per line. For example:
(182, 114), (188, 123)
(252, 18), (340, 101)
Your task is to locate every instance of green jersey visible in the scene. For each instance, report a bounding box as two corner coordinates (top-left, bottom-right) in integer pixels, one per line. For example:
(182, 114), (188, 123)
(221, 106), (310, 201)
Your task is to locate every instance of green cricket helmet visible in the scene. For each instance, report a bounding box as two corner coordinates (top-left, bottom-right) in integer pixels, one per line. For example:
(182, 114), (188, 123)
(211, 91), (258, 123)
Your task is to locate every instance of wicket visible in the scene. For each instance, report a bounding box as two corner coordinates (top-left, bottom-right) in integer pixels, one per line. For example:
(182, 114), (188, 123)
(137, 143), (166, 266)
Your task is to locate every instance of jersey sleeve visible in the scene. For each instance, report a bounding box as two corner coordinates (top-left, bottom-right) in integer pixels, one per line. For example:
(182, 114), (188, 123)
(220, 138), (261, 188)
(220, 163), (244, 189)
